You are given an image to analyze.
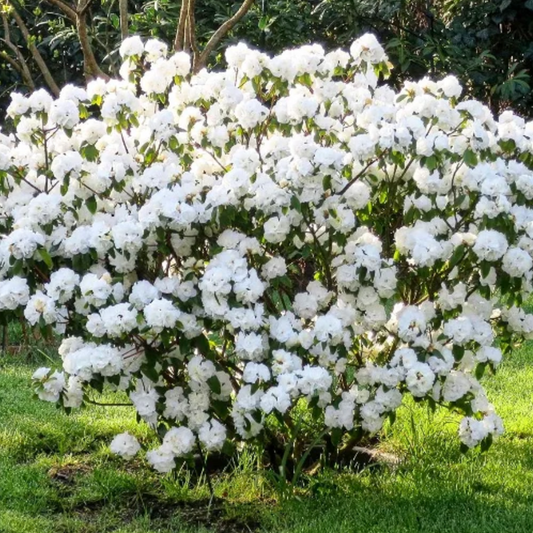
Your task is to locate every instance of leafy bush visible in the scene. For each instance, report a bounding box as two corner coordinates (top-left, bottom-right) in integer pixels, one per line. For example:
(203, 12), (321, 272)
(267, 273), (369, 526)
(1, 34), (533, 475)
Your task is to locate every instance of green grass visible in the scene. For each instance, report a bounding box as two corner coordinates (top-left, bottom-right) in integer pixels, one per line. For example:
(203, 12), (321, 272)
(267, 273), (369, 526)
(0, 342), (532, 533)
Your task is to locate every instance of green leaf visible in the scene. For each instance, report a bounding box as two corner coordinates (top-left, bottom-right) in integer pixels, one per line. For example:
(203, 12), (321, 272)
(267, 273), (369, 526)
(38, 248), (53, 269)
(499, 0), (512, 11)
(86, 197), (97, 215)
(250, 409), (262, 424)
(11, 259), (23, 276)
(258, 15), (269, 30)
(90, 376), (104, 394)
(480, 261), (491, 279)
(221, 440), (235, 457)
(207, 375), (221, 395)
(463, 149), (478, 168)
(193, 334), (210, 356)
(212, 399), (230, 420)
(82, 144), (99, 162)
(141, 363), (159, 383)
(290, 195), (302, 212)
(157, 424), (168, 439)
(60, 174), (70, 196)
(452, 345), (465, 361)
(425, 155), (438, 171)
(330, 427), (343, 447)
(449, 244), (465, 269)
(475, 362), (487, 380)
(459, 443), (470, 454)
(480, 433), (493, 452)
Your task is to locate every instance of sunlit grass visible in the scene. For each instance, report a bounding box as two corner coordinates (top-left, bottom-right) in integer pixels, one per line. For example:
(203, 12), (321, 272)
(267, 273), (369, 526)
(0, 340), (532, 532)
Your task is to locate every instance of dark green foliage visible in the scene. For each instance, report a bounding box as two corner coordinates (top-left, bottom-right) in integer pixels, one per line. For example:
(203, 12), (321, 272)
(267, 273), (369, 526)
(1, 0), (532, 119)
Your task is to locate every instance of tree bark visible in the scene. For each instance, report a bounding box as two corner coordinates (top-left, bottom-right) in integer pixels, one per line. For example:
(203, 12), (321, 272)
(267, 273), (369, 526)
(42, 0), (109, 82)
(119, 0), (129, 40)
(174, 0), (190, 51)
(195, 0), (255, 72)
(174, 0), (255, 73)
(76, 2), (109, 80)
(1, 14), (35, 91)
(7, 2), (60, 96)
(45, 0), (77, 21)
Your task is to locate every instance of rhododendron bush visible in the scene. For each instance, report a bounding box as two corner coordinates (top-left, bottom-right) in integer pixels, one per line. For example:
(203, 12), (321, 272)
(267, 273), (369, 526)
(2, 33), (533, 473)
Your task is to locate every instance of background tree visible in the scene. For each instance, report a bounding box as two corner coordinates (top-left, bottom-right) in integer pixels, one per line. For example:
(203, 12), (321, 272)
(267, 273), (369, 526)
(0, 0), (532, 117)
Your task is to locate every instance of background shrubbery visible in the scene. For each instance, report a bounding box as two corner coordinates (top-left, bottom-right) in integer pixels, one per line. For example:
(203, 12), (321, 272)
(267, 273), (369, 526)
(1, 0), (533, 117)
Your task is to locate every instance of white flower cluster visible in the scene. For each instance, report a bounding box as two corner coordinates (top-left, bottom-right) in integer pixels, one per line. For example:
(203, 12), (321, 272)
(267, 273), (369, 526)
(3, 33), (532, 469)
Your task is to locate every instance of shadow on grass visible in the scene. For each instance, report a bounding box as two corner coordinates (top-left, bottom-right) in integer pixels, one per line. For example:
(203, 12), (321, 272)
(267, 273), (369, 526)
(0, 360), (152, 462)
(1, 344), (532, 533)
(1, 443), (533, 533)
(270, 439), (533, 533)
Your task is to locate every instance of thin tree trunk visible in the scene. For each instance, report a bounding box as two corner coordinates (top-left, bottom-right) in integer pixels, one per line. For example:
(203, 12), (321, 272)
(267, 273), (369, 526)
(1, 13), (35, 90)
(194, 0), (254, 72)
(174, 0), (190, 51)
(43, 0), (108, 81)
(119, 0), (128, 39)
(7, 2), (60, 96)
(174, 0), (255, 73)
(76, 0), (109, 80)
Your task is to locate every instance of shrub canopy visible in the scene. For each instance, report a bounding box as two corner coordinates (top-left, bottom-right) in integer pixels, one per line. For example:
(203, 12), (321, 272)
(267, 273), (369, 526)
(2, 34), (533, 470)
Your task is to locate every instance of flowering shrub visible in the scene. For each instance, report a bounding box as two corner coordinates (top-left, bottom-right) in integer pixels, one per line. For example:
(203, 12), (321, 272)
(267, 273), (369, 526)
(1, 33), (533, 472)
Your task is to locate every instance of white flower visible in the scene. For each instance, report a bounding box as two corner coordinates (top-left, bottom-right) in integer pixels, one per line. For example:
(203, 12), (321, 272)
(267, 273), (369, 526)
(146, 446), (176, 473)
(405, 363), (435, 397)
(243, 362), (271, 384)
(4, 33), (530, 464)
(0, 277), (30, 310)
(187, 355), (216, 383)
(263, 216), (291, 244)
(444, 317), (474, 345)
(397, 306), (427, 342)
(234, 99), (269, 129)
(144, 299), (181, 331)
(45, 269), (79, 303)
(130, 388), (159, 418)
(350, 33), (386, 64)
(458, 417), (488, 448)
(32, 368), (65, 402)
(475, 346), (502, 368)
(64, 376), (84, 408)
(110, 432), (141, 460)
(144, 39), (169, 62)
(130, 280), (161, 310)
(293, 292), (318, 319)
(442, 371), (471, 402)
(49, 100), (79, 129)
(28, 89), (53, 112)
(438, 76), (462, 99)
(314, 315), (343, 344)
(199, 420), (227, 451)
(473, 230), (508, 261)
(260, 386), (292, 414)
(261, 257), (287, 280)
(24, 292), (58, 325)
(5, 229), (45, 260)
(162, 426), (195, 456)
(119, 35), (144, 57)
(297, 365), (332, 396)
(502, 247), (532, 278)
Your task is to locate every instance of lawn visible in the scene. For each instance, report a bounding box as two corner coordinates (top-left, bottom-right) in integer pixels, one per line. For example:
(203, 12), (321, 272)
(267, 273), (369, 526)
(0, 341), (532, 533)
